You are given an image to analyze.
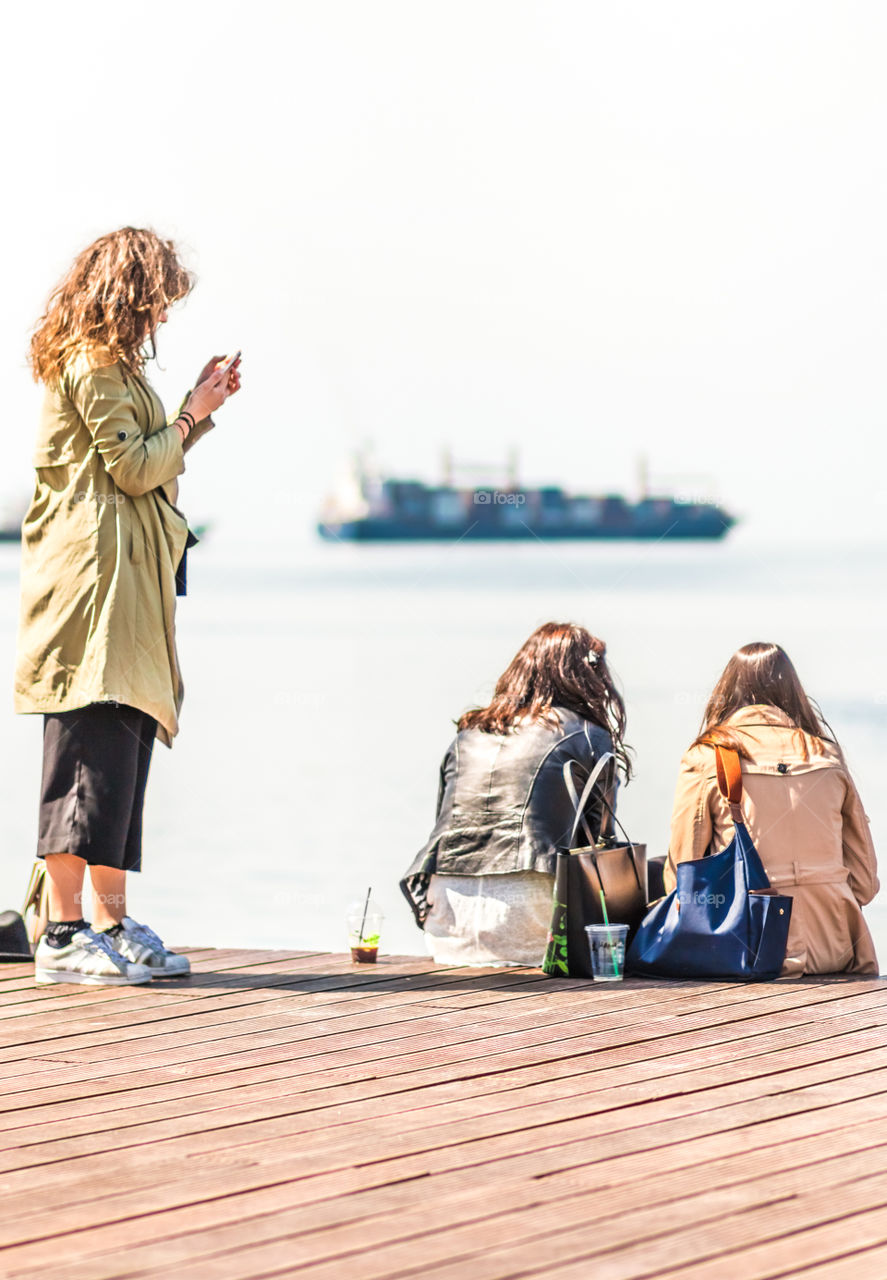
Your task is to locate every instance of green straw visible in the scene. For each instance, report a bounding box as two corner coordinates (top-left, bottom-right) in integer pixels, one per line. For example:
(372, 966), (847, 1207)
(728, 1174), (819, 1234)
(599, 890), (620, 977)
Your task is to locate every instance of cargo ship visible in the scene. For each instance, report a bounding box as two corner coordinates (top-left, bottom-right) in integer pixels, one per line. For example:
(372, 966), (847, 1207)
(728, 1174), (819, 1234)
(317, 457), (736, 542)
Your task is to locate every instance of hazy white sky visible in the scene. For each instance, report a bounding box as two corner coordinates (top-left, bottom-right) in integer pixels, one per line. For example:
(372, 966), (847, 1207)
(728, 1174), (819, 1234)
(3, 0), (885, 544)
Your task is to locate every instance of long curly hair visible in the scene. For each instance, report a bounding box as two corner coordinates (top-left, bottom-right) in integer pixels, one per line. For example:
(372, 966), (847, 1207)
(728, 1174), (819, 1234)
(694, 641), (834, 757)
(29, 227), (193, 383)
(458, 621), (633, 779)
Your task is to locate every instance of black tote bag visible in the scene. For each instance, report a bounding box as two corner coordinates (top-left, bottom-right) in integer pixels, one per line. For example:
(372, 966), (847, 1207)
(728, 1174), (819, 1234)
(542, 753), (647, 978)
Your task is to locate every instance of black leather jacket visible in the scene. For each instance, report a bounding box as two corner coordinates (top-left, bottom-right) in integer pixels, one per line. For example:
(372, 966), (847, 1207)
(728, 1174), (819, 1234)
(400, 709), (615, 927)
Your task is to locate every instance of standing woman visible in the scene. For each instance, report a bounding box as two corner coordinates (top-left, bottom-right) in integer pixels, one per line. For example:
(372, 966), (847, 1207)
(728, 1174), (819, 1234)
(666, 643), (879, 976)
(15, 227), (240, 986)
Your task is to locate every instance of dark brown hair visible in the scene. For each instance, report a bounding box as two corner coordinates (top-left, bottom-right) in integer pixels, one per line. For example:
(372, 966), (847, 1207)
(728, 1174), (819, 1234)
(458, 622), (632, 779)
(694, 641), (833, 756)
(30, 227), (193, 383)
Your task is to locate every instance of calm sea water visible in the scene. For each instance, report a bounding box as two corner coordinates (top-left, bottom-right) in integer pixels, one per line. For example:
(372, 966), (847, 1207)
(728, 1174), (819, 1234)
(1, 532), (885, 966)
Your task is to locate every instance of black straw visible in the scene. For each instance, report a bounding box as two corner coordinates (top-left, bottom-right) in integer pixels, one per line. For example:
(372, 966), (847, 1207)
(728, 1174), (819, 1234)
(359, 887), (372, 943)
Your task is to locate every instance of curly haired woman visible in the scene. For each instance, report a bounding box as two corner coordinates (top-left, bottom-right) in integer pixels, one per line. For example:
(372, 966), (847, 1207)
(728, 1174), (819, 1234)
(16, 226), (241, 986)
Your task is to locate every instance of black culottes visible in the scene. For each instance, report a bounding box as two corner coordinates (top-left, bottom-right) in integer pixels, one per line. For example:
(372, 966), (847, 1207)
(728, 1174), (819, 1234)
(37, 702), (157, 872)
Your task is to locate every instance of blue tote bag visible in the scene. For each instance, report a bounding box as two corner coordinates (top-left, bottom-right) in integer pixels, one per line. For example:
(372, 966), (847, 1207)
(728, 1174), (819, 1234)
(626, 745), (793, 981)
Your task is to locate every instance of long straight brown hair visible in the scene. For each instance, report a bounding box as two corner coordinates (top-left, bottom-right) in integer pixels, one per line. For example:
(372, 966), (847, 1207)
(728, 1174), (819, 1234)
(694, 641), (834, 755)
(458, 622), (632, 779)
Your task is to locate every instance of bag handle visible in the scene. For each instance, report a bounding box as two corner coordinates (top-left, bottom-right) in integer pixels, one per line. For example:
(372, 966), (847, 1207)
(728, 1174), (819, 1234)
(563, 752), (614, 848)
(582, 721), (617, 843)
(563, 755), (644, 897)
(714, 745), (744, 825)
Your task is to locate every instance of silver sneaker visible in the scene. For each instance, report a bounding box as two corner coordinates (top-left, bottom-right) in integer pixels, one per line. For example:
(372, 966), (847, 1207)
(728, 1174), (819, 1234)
(35, 928), (153, 986)
(113, 917), (191, 977)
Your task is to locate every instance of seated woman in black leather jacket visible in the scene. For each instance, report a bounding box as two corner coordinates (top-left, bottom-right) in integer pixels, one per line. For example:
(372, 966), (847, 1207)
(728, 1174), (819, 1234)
(400, 621), (632, 965)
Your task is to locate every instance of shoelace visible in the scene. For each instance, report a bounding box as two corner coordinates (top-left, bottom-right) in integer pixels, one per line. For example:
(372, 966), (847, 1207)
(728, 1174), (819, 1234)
(129, 919), (167, 953)
(82, 931), (126, 965)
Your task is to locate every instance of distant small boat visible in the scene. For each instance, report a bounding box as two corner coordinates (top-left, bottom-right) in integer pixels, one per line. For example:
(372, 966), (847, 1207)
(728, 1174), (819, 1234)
(0, 500), (25, 543)
(0, 510), (211, 543)
(318, 455), (736, 543)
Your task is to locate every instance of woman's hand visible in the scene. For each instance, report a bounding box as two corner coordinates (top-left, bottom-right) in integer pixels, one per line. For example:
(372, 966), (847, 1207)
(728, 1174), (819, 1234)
(195, 355), (226, 386)
(185, 355), (242, 421)
(195, 355), (242, 395)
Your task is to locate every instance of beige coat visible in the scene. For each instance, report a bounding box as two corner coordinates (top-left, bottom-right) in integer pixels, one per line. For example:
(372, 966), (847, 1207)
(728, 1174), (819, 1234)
(14, 355), (211, 747)
(665, 706), (879, 976)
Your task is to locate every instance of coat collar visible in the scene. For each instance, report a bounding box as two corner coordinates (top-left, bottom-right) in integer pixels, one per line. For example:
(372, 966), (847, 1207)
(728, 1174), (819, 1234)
(722, 704), (799, 730)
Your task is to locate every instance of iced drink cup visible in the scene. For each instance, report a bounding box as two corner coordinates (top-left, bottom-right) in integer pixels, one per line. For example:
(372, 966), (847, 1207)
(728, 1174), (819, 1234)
(585, 924), (629, 981)
(346, 903), (384, 964)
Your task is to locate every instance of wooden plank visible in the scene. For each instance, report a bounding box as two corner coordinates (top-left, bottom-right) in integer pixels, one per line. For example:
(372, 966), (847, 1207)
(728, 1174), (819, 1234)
(0, 973), (838, 1070)
(2, 975), (880, 1108)
(0, 961), (542, 1025)
(3, 1100), (884, 1277)
(0, 947), (323, 995)
(2, 1004), (880, 1152)
(0, 966), (698, 1048)
(0, 950), (884, 1280)
(649, 1219), (887, 1278)
(1, 977), (880, 1152)
(7, 1110), (887, 1280)
(0, 964), (856, 1052)
(4, 1029), (887, 1238)
(4, 978), (883, 1130)
(756, 1244), (887, 1279)
(0, 948), (449, 1011)
(527, 1196), (887, 1280)
(4, 1014), (887, 1180)
(3, 988), (880, 1208)
(1, 983), (880, 1157)
(0, 958), (559, 1038)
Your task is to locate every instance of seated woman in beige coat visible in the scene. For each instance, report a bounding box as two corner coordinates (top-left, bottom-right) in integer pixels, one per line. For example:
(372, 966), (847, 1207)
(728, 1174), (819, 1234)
(666, 642), (879, 977)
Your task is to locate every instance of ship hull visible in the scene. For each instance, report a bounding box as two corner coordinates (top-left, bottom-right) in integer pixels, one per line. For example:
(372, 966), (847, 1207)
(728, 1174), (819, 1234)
(318, 515), (734, 542)
(318, 467), (736, 543)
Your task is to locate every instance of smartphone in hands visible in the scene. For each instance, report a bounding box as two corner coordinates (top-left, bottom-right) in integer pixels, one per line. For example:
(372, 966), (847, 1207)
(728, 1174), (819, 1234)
(218, 350), (242, 373)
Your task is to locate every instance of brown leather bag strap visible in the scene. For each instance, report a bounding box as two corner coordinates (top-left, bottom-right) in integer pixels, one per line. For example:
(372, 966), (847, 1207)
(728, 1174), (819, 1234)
(714, 745), (744, 824)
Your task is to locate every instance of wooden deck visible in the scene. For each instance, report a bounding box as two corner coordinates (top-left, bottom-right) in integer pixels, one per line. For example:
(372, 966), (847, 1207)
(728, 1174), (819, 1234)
(1, 950), (887, 1280)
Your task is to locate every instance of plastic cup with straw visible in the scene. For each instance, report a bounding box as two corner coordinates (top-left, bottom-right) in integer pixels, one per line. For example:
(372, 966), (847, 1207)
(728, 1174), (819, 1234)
(346, 888), (384, 964)
(584, 890), (628, 981)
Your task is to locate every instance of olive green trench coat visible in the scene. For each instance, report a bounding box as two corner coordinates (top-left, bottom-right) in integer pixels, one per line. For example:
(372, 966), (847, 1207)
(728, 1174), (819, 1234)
(14, 355), (210, 747)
